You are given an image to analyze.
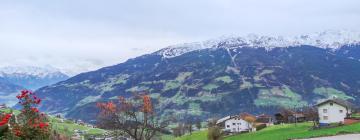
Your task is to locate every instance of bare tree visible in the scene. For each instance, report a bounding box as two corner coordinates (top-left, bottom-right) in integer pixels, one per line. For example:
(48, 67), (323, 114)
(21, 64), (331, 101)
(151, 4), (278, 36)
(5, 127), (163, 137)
(195, 121), (202, 130)
(278, 108), (295, 123)
(302, 106), (319, 127)
(172, 123), (185, 137)
(207, 119), (223, 140)
(186, 123), (193, 134)
(172, 126), (182, 137)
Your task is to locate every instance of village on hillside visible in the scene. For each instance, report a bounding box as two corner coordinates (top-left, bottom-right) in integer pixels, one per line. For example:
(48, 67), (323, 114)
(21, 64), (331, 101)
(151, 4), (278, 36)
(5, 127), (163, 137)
(1, 87), (360, 140)
(205, 98), (360, 138)
(3, 92), (360, 140)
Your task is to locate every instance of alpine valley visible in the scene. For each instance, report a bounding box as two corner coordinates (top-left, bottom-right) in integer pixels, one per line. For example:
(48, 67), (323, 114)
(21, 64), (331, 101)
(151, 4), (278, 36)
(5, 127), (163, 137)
(35, 31), (360, 122)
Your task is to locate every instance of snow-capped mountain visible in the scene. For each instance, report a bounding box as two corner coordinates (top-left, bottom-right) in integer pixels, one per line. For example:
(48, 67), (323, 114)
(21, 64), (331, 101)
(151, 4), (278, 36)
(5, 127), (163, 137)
(0, 66), (65, 78)
(35, 30), (360, 122)
(157, 30), (360, 58)
(0, 66), (69, 90)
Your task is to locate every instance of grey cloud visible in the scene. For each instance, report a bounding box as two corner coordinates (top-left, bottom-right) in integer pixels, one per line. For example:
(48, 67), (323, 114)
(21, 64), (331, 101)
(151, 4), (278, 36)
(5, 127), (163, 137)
(0, 0), (359, 74)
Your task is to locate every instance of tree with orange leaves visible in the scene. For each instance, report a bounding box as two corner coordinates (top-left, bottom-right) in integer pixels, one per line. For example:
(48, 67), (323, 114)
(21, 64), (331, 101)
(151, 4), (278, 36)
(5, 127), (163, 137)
(96, 93), (170, 140)
(142, 95), (153, 114)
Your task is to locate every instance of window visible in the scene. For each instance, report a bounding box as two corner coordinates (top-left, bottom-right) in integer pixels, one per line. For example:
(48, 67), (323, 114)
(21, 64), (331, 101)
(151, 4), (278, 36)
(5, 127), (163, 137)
(340, 110), (343, 113)
(227, 125), (230, 128)
(330, 103), (333, 106)
(233, 123), (236, 125)
(323, 109), (328, 113)
(323, 116), (328, 120)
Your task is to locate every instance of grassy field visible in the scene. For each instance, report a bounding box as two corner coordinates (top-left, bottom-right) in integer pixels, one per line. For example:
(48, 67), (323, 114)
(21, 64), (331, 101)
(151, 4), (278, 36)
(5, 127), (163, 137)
(226, 122), (360, 140)
(0, 108), (21, 115)
(351, 113), (360, 118)
(175, 131), (208, 140)
(177, 122), (360, 140)
(1, 108), (106, 137)
(4, 107), (360, 140)
(50, 117), (106, 137)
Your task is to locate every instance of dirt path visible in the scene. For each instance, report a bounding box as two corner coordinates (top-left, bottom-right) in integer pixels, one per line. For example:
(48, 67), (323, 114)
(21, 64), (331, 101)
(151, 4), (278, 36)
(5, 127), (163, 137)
(300, 134), (360, 140)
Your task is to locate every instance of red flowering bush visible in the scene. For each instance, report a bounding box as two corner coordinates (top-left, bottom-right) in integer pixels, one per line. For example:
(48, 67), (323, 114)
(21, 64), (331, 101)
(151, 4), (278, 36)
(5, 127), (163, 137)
(0, 113), (12, 126)
(0, 113), (12, 138)
(10, 90), (51, 139)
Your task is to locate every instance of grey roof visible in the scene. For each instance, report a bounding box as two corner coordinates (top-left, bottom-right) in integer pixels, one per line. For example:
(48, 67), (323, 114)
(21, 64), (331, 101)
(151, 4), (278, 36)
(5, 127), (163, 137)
(316, 98), (355, 109)
(216, 116), (235, 124)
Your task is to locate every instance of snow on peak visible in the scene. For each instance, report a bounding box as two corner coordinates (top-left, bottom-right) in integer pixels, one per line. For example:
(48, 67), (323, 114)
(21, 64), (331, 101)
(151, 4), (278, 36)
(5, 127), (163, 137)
(0, 66), (68, 78)
(157, 30), (360, 58)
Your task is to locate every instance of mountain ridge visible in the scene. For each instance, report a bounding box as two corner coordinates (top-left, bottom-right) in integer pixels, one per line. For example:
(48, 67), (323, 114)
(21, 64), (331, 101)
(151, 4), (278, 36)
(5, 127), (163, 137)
(0, 66), (69, 90)
(35, 31), (360, 122)
(0, 66), (69, 107)
(157, 30), (360, 58)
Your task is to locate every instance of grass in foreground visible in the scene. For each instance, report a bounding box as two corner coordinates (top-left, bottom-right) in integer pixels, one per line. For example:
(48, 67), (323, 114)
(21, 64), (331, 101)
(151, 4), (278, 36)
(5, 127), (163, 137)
(177, 122), (360, 140)
(175, 131), (208, 140)
(228, 122), (360, 140)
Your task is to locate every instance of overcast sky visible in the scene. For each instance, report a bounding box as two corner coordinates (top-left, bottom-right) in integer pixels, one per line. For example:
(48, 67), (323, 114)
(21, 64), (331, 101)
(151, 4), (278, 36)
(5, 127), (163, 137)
(0, 0), (359, 75)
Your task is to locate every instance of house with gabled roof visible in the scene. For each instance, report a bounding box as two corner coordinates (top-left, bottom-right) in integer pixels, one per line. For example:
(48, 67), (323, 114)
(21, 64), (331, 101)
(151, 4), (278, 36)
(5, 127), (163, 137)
(316, 98), (355, 125)
(216, 113), (256, 133)
(256, 114), (274, 126)
(274, 110), (306, 124)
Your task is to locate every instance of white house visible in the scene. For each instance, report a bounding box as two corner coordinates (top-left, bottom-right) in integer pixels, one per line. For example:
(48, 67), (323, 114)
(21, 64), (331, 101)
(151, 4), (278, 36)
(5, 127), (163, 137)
(316, 99), (354, 124)
(216, 115), (253, 133)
